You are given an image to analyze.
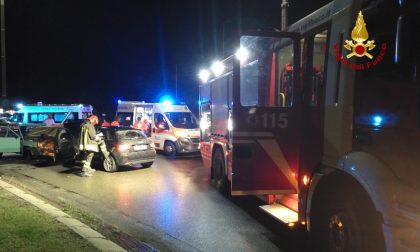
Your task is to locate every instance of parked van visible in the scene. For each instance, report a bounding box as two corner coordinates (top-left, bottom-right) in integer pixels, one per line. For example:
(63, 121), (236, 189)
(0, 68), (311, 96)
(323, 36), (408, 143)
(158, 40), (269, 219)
(10, 103), (93, 125)
(116, 101), (200, 156)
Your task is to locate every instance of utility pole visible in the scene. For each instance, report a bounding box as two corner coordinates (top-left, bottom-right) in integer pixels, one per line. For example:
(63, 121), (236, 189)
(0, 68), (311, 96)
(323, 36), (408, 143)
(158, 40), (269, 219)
(1, 0), (7, 100)
(281, 0), (289, 31)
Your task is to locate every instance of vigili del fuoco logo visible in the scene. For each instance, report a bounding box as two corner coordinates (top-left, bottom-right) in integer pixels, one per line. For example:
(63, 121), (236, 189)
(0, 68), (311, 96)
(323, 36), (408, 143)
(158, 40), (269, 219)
(333, 11), (387, 70)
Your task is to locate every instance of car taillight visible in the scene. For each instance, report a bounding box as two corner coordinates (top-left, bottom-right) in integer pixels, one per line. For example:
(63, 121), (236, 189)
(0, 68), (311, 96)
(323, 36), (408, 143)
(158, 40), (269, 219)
(116, 144), (130, 152)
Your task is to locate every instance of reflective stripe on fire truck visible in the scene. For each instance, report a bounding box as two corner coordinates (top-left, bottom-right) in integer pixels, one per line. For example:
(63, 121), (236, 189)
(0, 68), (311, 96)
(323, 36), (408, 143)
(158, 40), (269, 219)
(257, 139), (298, 190)
(233, 131), (298, 191)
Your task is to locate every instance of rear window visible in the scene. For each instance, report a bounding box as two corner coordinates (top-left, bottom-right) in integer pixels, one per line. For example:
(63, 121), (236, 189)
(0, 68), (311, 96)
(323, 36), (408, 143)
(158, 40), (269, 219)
(115, 130), (146, 140)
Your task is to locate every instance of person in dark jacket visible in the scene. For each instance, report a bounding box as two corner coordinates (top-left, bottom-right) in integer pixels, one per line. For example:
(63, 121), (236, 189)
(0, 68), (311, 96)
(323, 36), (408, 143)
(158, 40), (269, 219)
(79, 115), (100, 177)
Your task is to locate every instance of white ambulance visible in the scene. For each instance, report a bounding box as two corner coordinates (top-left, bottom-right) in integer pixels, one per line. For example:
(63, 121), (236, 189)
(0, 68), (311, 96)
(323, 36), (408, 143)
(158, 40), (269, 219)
(10, 103), (93, 125)
(116, 101), (200, 156)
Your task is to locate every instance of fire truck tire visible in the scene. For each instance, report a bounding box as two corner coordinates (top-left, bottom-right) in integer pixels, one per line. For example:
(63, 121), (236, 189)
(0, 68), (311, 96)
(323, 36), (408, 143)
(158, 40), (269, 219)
(164, 141), (176, 157)
(212, 148), (228, 193)
(311, 176), (385, 252)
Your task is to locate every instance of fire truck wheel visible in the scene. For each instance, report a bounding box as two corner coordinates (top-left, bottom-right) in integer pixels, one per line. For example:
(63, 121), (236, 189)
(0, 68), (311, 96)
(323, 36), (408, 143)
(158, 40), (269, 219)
(311, 177), (385, 252)
(212, 148), (228, 193)
(103, 156), (118, 172)
(164, 141), (176, 157)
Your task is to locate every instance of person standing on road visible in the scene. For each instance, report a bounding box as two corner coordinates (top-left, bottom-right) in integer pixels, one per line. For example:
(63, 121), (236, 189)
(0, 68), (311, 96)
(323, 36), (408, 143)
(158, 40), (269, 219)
(79, 115), (100, 177)
(101, 114), (110, 127)
(111, 116), (120, 126)
(133, 116), (141, 129)
(140, 115), (150, 136)
(44, 114), (55, 126)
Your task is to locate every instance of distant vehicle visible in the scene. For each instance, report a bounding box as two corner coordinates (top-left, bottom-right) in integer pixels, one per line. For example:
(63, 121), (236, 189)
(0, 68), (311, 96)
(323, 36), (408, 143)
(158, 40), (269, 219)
(116, 101), (200, 156)
(0, 118), (18, 127)
(96, 127), (156, 172)
(22, 126), (75, 162)
(0, 126), (24, 157)
(10, 103), (93, 125)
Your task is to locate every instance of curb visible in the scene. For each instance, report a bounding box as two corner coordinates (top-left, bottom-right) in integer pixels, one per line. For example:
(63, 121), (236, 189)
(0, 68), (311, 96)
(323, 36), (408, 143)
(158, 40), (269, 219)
(0, 178), (126, 252)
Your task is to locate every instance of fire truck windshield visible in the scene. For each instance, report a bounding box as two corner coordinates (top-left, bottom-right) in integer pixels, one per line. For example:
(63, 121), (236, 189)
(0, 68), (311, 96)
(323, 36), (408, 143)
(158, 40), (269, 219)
(165, 112), (199, 129)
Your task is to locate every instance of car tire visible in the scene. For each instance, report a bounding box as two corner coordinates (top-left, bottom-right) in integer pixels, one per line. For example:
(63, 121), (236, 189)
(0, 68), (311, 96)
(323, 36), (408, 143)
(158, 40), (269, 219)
(0, 152), (3, 158)
(211, 147), (229, 193)
(103, 155), (118, 172)
(142, 162), (154, 168)
(23, 150), (32, 160)
(311, 178), (385, 252)
(164, 141), (176, 157)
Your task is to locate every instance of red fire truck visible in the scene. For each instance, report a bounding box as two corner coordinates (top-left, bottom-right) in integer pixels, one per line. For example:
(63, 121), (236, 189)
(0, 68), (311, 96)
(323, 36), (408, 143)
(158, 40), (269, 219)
(199, 0), (420, 251)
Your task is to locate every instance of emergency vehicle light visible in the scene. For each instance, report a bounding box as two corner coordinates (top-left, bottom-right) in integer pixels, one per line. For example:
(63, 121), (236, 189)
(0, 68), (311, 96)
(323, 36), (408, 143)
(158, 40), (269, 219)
(117, 100), (122, 104)
(235, 47), (249, 63)
(17, 103), (24, 109)
(198, 69), (211, 83)
(211, 61), (225, 77)
(373, 115), (383, 127)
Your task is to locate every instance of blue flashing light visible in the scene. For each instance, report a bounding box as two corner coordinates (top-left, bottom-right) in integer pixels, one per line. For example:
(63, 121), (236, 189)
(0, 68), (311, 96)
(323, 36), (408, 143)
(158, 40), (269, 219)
(17, 103), (24, 109)
(373, 115), (383, 127)
(117, 99), (122, 104)
(163, 99), (172, 106)
(160, 95), (174, 105)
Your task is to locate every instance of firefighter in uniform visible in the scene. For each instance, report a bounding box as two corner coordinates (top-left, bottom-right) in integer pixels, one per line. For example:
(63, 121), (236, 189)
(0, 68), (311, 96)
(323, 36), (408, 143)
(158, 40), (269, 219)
(79, 115), (100, 177)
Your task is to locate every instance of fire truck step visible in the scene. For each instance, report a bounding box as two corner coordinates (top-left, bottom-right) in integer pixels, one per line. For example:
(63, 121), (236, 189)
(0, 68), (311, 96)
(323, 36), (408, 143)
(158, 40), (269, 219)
(259, 204), (298, 224)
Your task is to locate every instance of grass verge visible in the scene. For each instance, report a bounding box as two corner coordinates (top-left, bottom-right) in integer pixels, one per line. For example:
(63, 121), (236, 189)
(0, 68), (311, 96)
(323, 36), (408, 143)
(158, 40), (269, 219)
(0, 189), (99, 252)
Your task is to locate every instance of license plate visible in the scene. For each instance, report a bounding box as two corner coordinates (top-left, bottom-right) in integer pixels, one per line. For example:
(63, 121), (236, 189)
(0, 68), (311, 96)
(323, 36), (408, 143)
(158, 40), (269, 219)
(133, 145), (147, 151)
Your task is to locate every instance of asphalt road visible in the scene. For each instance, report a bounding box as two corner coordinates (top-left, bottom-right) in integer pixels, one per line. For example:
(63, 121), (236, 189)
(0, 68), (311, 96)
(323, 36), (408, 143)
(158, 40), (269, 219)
(0, 154), (306, 252)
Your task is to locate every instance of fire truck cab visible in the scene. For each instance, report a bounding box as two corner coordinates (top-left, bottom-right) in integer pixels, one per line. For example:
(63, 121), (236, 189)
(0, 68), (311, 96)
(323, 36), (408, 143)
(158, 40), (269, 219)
(116, 101), (200, 156)
(199, 0), (420, 251)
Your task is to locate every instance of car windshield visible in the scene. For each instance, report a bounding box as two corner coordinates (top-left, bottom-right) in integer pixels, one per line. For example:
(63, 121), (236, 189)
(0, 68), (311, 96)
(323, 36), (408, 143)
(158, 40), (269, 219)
(115, 129), (146, 140)
(165, 112), (199, 129)
(10, 113), (23, 123)
(27, 127), (58, 138)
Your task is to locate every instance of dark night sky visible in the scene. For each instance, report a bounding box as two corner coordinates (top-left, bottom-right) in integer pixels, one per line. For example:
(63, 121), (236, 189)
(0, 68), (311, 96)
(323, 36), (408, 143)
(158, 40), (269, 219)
(4, 0), (329, 114)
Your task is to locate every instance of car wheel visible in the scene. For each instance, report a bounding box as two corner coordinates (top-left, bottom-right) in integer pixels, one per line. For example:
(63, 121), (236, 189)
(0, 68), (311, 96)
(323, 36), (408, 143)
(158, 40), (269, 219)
(311, 178), (385, 251)
(23, 150), (32, 160)
(103, 155), (118, 172)
(142, 162), (154, 168)
(164, 141), (176, 157)
(211, 147), (229, 193)
(0, 152), (3, 158)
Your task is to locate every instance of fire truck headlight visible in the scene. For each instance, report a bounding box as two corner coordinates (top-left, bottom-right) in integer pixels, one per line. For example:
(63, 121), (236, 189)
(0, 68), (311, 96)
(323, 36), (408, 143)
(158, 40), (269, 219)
(211, 61), (225, 77)
(200, 118), (210, 131)
(227, 117), (233, 131)
(198, 69), (211, 83)
(235, 47), (249, 63)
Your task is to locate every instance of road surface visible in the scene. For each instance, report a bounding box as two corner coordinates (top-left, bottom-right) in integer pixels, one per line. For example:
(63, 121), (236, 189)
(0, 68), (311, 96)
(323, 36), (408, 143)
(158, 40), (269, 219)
(0, 154), (305, 252)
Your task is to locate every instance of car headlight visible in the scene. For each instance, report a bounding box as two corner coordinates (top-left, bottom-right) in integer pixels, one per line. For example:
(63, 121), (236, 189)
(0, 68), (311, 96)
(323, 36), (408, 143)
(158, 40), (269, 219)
(174, 130), (189, 138)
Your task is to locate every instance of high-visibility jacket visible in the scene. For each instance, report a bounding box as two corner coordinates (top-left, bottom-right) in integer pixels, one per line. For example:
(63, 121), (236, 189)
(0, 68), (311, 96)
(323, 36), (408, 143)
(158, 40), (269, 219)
(79, 121), (99, 152)
(133, 120), (141, 129)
